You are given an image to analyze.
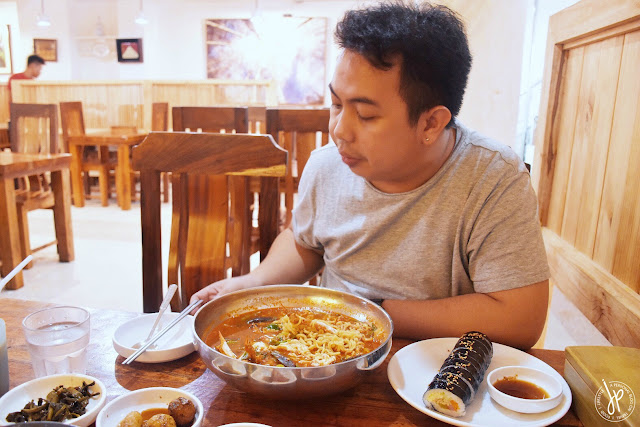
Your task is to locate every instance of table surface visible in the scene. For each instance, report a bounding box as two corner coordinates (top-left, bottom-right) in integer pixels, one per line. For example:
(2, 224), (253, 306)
(3, 298), (582, 426)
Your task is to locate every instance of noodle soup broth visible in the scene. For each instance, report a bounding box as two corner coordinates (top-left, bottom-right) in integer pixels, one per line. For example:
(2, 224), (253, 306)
(205, 307), (384, 368)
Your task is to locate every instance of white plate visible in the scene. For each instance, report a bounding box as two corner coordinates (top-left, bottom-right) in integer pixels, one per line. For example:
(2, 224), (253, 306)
(387, 338), (572, 427)
(112, 313), (195, 363)
(95, 387), (203, 427)
(0, 373), (107, 426)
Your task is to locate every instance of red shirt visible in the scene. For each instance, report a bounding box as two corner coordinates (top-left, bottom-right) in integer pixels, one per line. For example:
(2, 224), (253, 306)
(7, 72), (33, 101)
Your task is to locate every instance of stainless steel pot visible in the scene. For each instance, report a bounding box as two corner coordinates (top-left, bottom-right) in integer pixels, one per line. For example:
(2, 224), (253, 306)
(192, 285), (393, 399)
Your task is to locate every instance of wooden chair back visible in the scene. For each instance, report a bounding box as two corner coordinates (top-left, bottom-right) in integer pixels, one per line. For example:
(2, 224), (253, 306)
(172, 106), (248, 133)
(164, 106), (257, 310)
(9, 103), (61, 266)
(248, 106), (267, 134)
(9, 103), (59, 155)
(266, 108), (330, 225)
(59, 102), (86, 150)
(59, 101), (113, 206)
(151, 102), (169, 131)
(133, 132), (287, 312)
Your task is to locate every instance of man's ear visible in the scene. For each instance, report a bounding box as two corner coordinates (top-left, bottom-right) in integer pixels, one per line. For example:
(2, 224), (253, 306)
(418, 105), (452, 145)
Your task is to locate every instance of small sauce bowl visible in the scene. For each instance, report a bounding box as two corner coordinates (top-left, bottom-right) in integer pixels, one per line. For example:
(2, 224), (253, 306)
(487, 366), (563, 413)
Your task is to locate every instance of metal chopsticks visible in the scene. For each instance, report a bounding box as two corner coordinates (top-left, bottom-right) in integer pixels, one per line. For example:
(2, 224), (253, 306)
(122, 299), (203, 365)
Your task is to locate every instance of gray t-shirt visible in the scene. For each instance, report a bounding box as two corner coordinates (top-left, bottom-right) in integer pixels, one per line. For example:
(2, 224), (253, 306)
(292, 121), (550, 300)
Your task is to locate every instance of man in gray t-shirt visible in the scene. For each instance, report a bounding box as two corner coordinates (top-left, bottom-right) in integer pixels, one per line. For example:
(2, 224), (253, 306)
(293, 120), (549, 303)
(193, 3), (549, 349)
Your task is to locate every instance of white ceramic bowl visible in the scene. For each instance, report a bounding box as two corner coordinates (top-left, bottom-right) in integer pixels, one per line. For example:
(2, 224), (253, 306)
(95, 387), (203, 427)
(487, 365), (563, 413)
(0, 373), (107, 426)
(112, 313), (195, 363)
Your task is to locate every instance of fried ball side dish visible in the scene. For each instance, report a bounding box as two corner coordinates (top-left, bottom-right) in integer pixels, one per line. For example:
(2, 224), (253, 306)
(116, 397), (196, 427)
(168, 397), (196, 427)
(117, 411), (143, 427)
(143, 414), (177, 427)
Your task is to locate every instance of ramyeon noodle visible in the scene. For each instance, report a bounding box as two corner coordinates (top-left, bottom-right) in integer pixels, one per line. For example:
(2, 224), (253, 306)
(274, 311), (374, 366)
(209, 307), (383, 367)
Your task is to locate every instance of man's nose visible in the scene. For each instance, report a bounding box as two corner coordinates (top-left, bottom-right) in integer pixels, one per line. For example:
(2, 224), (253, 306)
(332, 111), (353, 145)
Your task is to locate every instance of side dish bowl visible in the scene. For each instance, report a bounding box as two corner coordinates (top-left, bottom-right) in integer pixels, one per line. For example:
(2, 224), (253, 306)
(487, 366), (563, 413)
(0, 373), (106, 426)
(95, 387), (203, 427)
(193, 285), (393, 399)
(112, 312), (195, 363)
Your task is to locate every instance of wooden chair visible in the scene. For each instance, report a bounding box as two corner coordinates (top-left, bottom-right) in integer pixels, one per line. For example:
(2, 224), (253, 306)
(167, 106), (256, 308)
(59, 101), (114, 206)
(133, 132), (287, 312)
(9, 103), (60, 267)
(266, 108), (330, 226)
(151, 102), (170, 202)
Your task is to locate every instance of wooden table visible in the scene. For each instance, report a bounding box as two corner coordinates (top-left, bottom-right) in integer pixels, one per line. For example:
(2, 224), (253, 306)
(0, 153), (74, 290)
(67, 131), (147, 210)
(3, 299), (582, 426)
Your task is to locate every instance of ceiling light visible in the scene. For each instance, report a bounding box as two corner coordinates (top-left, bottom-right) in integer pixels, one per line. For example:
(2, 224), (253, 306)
(135, 0), (148, 25)
(37, 0), (51, 27)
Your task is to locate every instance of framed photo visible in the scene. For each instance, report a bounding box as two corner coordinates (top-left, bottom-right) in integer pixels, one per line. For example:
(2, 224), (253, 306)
(116, 38), (143, 63)
(205, 18), (327, 105)
(0, 25), (13, 74)
(33, 38), (57, 62)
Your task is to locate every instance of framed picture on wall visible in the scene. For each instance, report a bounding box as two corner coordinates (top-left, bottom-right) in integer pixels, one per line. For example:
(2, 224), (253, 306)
(116, 38), (143, 63)
(205, 17), (327, 105)
(33, 39), (58, 62)
(0, 25), (13, 74)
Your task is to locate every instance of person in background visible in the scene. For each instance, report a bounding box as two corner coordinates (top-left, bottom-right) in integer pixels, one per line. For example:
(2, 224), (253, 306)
(7, 54), (45, 102)
(192, 2), (550, 350)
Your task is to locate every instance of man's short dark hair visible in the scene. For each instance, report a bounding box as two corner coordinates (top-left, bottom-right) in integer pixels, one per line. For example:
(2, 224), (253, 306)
(27, 55), (45, 66)
(335, 2), (472, 127)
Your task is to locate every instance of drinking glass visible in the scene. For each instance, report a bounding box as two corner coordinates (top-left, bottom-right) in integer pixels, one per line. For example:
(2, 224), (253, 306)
(22, 306), (90, 378)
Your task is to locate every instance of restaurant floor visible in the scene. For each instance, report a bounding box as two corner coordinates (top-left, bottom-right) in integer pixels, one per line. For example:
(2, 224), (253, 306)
(1, 199), (612, 351)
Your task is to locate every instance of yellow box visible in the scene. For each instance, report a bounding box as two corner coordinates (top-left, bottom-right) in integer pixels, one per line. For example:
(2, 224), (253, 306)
(564, 346), (639, 427)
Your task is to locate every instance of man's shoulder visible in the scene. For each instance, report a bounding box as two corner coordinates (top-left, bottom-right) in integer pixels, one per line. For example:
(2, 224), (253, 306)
(9, 72), (28, 80)
(458, 123), (526, 175)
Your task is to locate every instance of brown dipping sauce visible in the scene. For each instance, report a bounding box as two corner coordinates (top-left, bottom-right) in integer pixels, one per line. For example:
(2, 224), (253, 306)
(141, 408), (170, 420)
(493, 376), (549, 399)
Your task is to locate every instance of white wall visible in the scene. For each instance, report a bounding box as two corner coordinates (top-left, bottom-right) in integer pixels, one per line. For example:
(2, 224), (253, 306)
(2, 0), (530, 151)
(0, 0), (22, 81)
(517, 0), (580, 162)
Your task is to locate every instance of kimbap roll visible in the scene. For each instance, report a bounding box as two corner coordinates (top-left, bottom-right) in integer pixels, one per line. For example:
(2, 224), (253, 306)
(423, 331), (493, 417)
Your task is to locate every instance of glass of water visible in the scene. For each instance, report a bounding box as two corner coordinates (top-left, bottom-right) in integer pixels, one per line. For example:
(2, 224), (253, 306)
(22, 306), (90, 378)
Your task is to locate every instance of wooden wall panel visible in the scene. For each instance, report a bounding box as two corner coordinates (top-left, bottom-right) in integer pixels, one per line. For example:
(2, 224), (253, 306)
(11, 80), (277, 133)
(534, 0), (640, 347)
(545, 47), (584, 235)
(593, 31), (640, 291)
(560, 37), (623, 254)
(608, 32), (640, 292)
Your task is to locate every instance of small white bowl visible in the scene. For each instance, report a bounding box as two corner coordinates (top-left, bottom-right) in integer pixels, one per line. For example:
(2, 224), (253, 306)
(487, 366), (563, 413)
(95, 387), (203, 427)
(0, 373), (107, 426)
(112, 313), (195, 363)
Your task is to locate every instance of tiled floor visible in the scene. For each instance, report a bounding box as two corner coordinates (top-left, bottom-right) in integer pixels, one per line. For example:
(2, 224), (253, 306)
(1, 199), (611, 350)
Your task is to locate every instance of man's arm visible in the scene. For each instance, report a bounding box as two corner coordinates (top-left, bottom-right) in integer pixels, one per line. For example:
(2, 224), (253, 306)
(191, 228), (324, 303)
(382, 280), (549, 350)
